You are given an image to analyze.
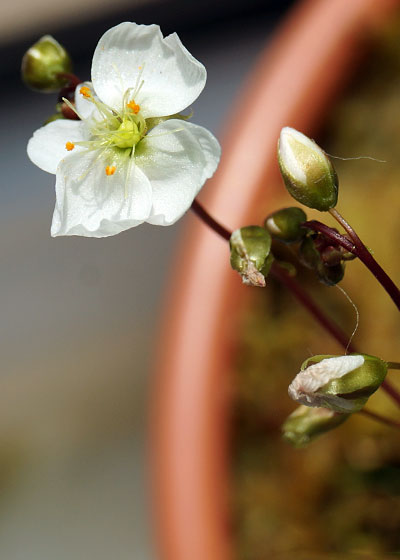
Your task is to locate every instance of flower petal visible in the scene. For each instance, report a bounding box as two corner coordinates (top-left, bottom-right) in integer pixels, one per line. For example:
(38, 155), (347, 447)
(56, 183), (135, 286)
(27, 120), (87, 174)
(134, 119), (221, 225)
(51, 149), (152, 237)
(91, 22), (206, 118)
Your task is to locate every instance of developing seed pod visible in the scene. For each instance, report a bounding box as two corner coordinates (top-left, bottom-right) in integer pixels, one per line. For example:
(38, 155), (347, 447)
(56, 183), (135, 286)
(264, 207), (307, 243)
(22, 35), (72, 92)
(278, 127), (338, 211)
(282, 405), (349, 447)
(230, 226), (273, 287)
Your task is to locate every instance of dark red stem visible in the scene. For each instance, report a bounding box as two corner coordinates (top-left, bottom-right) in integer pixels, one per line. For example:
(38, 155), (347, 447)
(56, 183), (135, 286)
(190, 199), (400, 408)
(360, 409), (400, 430)
(191, 199), (231, 241)
(304, 219), (400, 311)
(270, 262), (356, 353)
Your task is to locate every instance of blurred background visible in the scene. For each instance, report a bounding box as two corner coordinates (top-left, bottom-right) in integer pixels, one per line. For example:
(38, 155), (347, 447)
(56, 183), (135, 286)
(0, 1), (294, 558)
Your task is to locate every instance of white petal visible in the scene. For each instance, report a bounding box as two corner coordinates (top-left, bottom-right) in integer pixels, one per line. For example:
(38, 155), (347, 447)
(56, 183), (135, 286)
(91, 22), (206, 118)
(27, 120), (87, 174)
(51, 149), (152, 237)
(134, 119), (220, 226)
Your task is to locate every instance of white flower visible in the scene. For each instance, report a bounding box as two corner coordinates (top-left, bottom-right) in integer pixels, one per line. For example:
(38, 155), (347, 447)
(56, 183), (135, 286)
(288, 355), (365, 412)
(27, 22), (221, 237)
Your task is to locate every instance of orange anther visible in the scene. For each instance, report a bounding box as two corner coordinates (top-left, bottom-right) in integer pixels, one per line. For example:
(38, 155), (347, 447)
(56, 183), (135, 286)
(65, 141), (75, 151)
(105, 165), (116, 176)
(127, 100), (140, 114)
(79, 86), (91, 98)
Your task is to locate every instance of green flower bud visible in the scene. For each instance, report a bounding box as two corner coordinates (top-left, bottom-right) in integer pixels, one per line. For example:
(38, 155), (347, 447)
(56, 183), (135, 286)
(22, 35), (72, 92)
(288, 354), (388, 413)
(278, 127), (338, 211)
(282, 405), (349, 447)
(230, 226), (273, 287)
(264, 207), (307, 243)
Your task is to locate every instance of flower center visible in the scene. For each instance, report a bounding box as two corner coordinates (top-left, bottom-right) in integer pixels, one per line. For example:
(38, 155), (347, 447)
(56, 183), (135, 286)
(64, 86), (148, 176)
(111, 117), (142, 149)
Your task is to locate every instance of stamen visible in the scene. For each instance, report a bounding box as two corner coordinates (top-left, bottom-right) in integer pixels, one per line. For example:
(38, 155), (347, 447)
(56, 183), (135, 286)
(133, 64), (145, 99)
(62, 97), (84, 120)
(127, 100), (140, 114)
(105, 165), (116, 176)
(80, 86), (92, 98)
(65, 141), (75, 151)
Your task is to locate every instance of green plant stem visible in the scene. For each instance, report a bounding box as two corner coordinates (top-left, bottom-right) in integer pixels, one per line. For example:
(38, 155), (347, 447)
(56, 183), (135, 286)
(190, 198), (400, 409)
(387, 362), (400, 370)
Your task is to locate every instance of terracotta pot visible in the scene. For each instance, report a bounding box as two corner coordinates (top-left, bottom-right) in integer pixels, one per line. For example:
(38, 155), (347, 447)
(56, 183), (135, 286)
(150, 1), (398, 559)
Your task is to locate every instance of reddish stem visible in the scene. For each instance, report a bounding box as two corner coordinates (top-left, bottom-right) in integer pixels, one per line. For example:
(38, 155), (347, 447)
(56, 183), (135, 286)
(303, 218), (400, 311)
(191, 199), (231, 241)
(190, 199), (400, 409)
(270, 262), (356, 353)
(360, 409), (400, 430)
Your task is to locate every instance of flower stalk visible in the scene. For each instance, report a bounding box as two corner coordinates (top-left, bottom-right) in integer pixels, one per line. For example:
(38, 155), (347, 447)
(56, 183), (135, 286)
(190, 198), (400, 413)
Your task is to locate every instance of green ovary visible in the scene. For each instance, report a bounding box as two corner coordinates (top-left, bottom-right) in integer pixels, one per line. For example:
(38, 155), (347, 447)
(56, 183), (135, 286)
(111, 118), (142, 149)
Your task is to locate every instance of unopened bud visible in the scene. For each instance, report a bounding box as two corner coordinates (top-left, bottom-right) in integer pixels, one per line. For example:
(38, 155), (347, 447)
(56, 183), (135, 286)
(278, 127), (338, 211)
(22, 35), (72, 92)
(282, 405), (349, 447)
(264, 207), (307, 243)
(230, 226), (273, 287)
(288, 354), (387, 413)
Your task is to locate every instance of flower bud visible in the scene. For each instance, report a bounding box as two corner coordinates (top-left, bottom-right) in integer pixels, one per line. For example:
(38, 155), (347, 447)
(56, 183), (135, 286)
(22, 35), (72, 92)
(288, 354), (387, 413)
(264, 207), (307, 243)
(282, 405), (349, 447)
(230, 226), (273, 287)
(278, 127), (338, 211)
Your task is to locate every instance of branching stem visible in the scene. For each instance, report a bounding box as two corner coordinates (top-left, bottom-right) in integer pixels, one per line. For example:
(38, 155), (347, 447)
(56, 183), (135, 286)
(190, 198), (400, 410)
(304, 210), (400, 310)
